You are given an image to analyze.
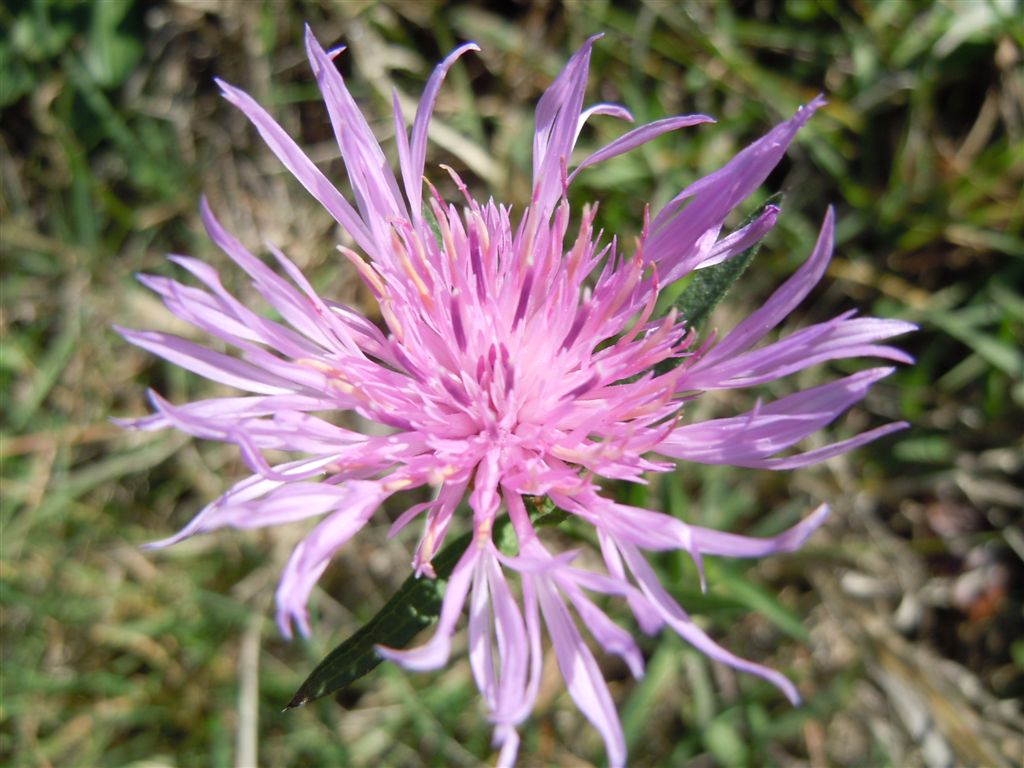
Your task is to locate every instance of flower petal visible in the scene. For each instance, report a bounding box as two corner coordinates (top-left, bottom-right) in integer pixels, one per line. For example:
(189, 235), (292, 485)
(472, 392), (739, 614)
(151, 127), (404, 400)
(694, 208), (834, 365)
(276, 481), (386, 638)
(659, 367), (900, 468)
(619, 541), (801, 705)
(215, 78), (377, 257)
(568, 114), (714, 184)
(532, 34), (602, 220)
(404, 41), (480, 217)
(376, 542), (480, 669)
(648, 96), (826, 282)
(535, 576), (627, 768)
(682, 314), (917, 391)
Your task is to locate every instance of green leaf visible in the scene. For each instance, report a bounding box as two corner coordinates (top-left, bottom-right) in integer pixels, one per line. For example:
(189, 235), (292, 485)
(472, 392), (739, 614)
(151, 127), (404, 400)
(710, 561), (810, 642)
(0, 42), (37, 107)
(703, 715), (750, 767)
(892, 434), (954, 464)
(621, 635), (680, 752)
(83, 0), (142, 89)
(285, 529), (466, 709)
(671, 194), (781, 333)
(287, 497), (565, 708)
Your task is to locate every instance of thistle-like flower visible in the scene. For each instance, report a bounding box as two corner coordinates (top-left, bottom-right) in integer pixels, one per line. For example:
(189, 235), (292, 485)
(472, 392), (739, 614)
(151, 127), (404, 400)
(119, 29), (913, 767)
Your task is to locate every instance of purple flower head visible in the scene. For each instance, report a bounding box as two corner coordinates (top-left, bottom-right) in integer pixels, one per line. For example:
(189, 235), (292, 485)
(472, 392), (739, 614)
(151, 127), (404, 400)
(119, 28), (914, 767)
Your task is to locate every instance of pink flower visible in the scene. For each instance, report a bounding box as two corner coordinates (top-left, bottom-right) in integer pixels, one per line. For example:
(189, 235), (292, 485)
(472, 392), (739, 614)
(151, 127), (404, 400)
(119, 28), (914, 767)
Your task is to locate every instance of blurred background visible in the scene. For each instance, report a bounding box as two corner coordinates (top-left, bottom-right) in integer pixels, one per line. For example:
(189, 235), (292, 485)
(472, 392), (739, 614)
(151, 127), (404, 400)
(2, 1), (1022, 766)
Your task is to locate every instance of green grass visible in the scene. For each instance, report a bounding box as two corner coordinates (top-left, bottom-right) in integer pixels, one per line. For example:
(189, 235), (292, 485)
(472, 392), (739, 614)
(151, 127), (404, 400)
(2, 1), (1022, 766)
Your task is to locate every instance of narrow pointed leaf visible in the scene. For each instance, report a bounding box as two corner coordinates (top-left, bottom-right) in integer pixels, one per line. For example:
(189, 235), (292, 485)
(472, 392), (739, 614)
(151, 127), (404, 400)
(285, 528), (468, 709)
(673, 194), (782, 333)
(287, 496), (565, 708)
